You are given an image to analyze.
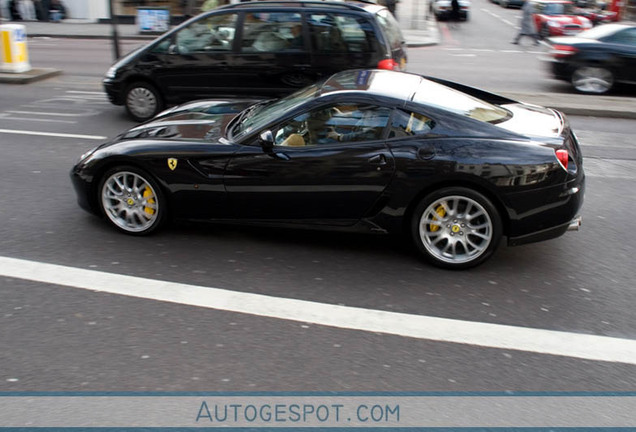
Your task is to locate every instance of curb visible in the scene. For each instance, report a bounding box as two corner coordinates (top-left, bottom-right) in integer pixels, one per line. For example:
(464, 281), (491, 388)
(0, 68), (62, 84)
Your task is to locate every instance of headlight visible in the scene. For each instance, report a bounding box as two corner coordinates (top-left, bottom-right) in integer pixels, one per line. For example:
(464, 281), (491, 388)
(105, 66), (118, 79)
(548, 20), (561, 27)
(76, 146), (98, 164)
(583, 20), (592, 28)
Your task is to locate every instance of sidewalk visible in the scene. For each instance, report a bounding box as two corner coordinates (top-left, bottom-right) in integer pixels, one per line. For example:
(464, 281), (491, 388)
(9, 16), (440, 46)
(2, 17), (636, 119)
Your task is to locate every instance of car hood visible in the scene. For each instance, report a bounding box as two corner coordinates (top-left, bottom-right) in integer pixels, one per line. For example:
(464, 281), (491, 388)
(116, 99), (262, 143)
(496, 102), (564, 138)
(543, 15), (589, 24)
(548, 35), (599, 45)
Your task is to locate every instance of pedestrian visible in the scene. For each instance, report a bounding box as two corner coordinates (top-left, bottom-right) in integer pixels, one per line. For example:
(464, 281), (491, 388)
(450, 0), (461, 26)
(17, 0), (35, 20)
(48, 0), (65, 22)
(512, 0), (540, 45)
(384, 0), (397, 16)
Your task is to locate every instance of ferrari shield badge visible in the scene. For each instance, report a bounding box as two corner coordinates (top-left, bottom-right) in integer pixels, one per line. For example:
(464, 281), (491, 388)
(167, 158), (178, 171)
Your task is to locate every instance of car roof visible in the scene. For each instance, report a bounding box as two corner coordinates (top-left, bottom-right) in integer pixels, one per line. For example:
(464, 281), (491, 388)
(316, 69), (422, 102)
(218, 0), (383, 13)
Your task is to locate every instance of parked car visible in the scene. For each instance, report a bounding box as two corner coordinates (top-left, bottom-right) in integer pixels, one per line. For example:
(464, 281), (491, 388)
(72, 69), (584, 269)
(498, 0), (525, 9)
(430, 0), (471, 20)
(544, 23), (636, 94)
(532, 0), (593, 38)
(103, 0), (407, 122)
(574, 6), (618, 26)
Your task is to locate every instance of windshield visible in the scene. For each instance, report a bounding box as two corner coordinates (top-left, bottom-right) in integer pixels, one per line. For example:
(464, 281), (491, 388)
(543, 2), (574, 15)
(412, 79), (510, 124)
(229, 84), (321, 141)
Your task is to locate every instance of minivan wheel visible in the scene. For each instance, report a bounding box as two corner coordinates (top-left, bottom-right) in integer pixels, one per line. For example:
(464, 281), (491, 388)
(125, 82), (163, 122)
(571, 66), (613, 94)
(411, 187), (502, 269)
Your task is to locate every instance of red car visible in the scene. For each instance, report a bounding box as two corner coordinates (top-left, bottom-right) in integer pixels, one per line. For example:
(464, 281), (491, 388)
(532, 0), (593, 37)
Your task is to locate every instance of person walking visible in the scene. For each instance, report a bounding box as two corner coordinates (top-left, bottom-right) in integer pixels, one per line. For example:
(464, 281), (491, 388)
(17, 0), (36, 20)
(512, 0), (539, 45)
(449, 0), (461, 27)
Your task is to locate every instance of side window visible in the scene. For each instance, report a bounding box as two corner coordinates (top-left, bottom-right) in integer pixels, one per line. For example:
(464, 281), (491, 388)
(175, 13), (237, 53)
(274, 104), (391, 147)
(605, 28), (636, 46)
(388, 110), (436, 138)
(308, 13), (375, 53)
(241, 12), (303, 52)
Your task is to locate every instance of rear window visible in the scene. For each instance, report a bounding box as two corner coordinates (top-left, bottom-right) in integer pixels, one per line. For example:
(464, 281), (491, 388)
(374, 8), (403, 49)
(412, 79), (510, 124)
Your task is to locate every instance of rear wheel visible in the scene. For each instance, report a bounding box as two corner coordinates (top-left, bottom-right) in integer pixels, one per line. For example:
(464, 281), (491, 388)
(571, 66), (613, 94)
(411, 187), (502, 269)
(125, 81), (163, 122)
(98, 166), (167, 235)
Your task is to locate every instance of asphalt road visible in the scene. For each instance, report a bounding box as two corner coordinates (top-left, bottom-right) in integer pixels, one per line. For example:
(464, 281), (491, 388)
(1, 6), (636, 394)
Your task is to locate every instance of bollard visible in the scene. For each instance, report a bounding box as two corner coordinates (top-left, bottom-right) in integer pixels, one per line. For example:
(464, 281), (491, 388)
(0, 24), (31, 73)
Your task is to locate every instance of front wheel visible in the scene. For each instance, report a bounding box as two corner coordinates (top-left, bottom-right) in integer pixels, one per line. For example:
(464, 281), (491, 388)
(98, 166), (167, 235)
(125, 81), (163, 122)
(571, 66), (614, 94)
(411, 187), (502, 269)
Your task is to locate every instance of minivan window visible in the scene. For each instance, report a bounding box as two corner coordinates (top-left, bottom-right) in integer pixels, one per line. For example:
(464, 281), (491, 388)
(308, 13), (375, 53)
(175, 13), (237, 53)
(375, 9), (402, 49)
(241, 12), (303, 52)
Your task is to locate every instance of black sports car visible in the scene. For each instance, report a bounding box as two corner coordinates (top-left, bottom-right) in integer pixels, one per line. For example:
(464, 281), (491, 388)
(71, 69), (584, 269)
(545, 23), (636, 94)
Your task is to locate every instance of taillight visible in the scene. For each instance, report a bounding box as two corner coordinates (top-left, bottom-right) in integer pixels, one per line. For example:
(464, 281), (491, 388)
(377, 59), (400, 71)
(550, 44), (578, 59)
(556, 149), (569, 171)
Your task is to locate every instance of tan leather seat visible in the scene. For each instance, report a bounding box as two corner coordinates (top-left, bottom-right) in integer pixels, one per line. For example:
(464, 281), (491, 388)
(281, 133), (305, 147)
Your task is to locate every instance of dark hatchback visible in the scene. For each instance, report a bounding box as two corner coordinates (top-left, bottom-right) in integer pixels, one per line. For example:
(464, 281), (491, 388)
(73, 69), (584, 269)
(545, 23), (636, 94)
(103, 0), (407, 121)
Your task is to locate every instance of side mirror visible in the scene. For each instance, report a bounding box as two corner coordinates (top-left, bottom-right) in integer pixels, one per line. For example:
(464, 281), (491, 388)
(259, 130), (274, 151)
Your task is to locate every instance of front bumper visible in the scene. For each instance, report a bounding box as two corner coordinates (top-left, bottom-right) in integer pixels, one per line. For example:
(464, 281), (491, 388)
(103, 78), (125, 106)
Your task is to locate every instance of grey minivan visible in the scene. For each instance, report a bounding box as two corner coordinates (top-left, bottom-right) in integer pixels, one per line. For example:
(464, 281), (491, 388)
(103, 0), (408, 121)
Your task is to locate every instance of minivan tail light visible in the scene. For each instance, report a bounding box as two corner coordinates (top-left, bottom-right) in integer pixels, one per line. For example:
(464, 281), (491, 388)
(378, 59), (400, 71)
(551, 44), (578, 58)
(556, 149), (569, 171)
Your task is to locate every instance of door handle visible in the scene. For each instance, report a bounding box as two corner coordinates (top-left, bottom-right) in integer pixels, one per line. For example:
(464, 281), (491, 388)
(368, 154), (387, 165)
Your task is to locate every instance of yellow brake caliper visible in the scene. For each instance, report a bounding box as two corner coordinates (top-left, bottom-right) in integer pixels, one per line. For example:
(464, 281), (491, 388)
(429, 205), (446, 232)
(143, 187), (155, 215)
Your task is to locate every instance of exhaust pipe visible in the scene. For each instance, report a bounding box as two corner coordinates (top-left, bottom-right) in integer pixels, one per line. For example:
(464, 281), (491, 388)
(567, 216), (582, 231)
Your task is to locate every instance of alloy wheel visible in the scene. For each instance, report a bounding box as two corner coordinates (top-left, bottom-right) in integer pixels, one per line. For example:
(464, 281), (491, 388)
(418, 195), (494, 266)
(101, 170), (161, 234)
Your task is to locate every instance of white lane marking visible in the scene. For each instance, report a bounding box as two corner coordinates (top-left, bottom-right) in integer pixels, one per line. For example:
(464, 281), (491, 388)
(7, 110), (93, 117)
(66, 91), (106, 95)
(0, 129), (106, 140)
(0, 116), (77, 124)
(1, 256), (636, 365)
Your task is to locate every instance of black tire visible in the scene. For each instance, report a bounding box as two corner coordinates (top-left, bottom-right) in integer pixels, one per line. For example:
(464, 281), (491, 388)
(124, 81), (163, 122)
(98, 166), (167, 235)
(411, 187), (502, 270)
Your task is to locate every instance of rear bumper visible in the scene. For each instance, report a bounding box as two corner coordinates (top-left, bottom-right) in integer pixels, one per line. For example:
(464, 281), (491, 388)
(506, 175), (585, 246)
(508, 215), (581, 246)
